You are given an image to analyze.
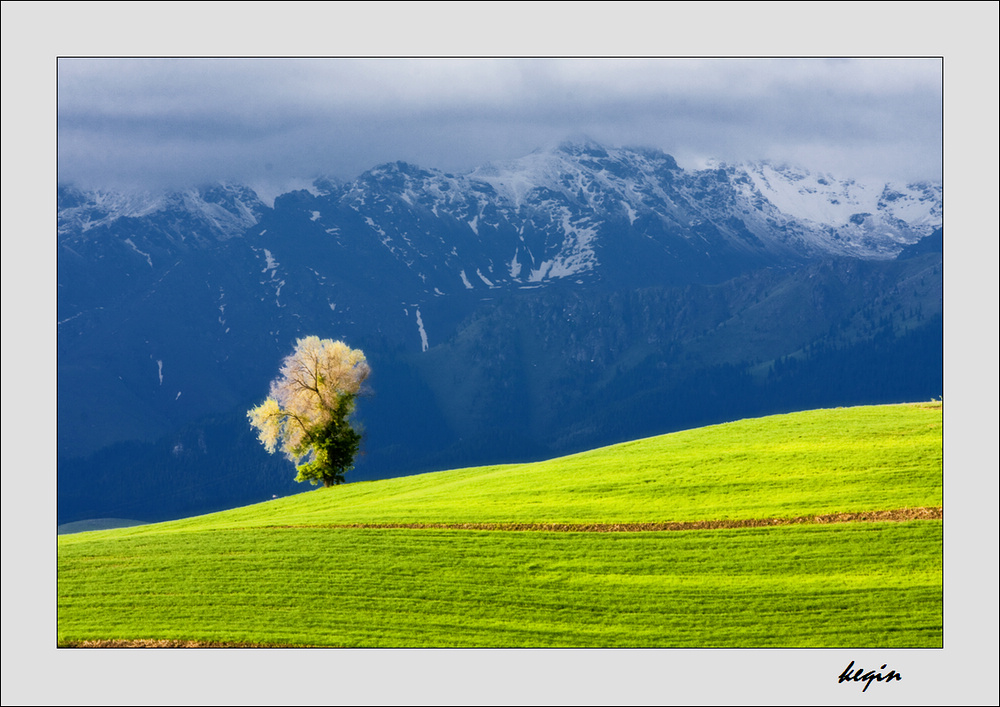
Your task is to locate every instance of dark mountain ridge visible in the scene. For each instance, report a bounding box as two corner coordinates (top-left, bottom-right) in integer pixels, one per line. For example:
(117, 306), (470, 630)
(57, 142), (942, 523)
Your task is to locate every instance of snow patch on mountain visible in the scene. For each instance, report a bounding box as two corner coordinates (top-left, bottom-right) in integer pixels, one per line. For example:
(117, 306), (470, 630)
(261, 248), (278, 275)
(727, 161), (940, 252)
(509, 250), (522, 279)
(178, 188), (261, 240)
(58, 311), (87, 326)
(621, 200), (638, 225)
(124, 238), (153, 267)
(217, 287), (227, 327)
(414, 307), (429, 352)
(476, 269), (494, 287)
(877, 182), (942, 227)
(528, 208), (600, 281)
(735, 162), (878, 225)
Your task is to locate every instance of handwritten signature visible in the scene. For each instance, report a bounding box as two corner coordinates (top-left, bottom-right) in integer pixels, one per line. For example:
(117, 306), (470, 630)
(838, 661), (902, 692)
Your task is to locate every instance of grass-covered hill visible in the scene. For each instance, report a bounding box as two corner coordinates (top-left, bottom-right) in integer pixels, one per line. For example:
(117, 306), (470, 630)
(58, 402), (942, 648)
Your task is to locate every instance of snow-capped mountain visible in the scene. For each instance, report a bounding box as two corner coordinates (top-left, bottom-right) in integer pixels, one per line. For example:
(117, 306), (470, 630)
(465, 143), (941, 264)
(59, 141), (940, 298)
(290, 142), (940, 293)
(721, 160), (941, 257)
(58, 183), (267, 242)
(57, 141), (943, 525)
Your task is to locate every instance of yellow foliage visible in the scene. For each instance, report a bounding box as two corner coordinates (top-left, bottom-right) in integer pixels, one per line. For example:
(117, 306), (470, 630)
(247, 337), (370, 467)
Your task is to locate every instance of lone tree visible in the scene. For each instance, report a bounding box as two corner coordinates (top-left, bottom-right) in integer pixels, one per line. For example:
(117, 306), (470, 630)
(248, 336), (370, 487)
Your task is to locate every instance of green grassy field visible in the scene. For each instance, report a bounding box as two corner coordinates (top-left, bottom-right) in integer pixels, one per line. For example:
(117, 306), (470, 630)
(57, 403), (943, 647)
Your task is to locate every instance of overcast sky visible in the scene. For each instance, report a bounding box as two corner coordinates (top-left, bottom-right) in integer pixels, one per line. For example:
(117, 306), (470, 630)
(57, 57), (942, 197)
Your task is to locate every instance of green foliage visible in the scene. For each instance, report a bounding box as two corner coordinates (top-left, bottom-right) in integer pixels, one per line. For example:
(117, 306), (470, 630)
(293, 396), (362, 486)
(248, 337), (369, 487)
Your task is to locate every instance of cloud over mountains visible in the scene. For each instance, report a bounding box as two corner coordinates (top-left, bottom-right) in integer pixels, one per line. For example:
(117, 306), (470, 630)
(57, 58), (942, 193)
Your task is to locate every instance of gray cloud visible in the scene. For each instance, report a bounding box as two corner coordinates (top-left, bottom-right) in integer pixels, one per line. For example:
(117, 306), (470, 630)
(57, 57), (942, 193)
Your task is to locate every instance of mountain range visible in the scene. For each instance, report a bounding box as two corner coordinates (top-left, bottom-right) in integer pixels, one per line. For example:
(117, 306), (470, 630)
(57, 141), (942, 524)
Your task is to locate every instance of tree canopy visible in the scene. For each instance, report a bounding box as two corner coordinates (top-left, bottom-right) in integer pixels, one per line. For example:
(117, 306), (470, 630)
(248, 337), (370, 487)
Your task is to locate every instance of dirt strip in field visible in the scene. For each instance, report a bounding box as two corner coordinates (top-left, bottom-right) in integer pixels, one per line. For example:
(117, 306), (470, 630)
(262, 506), (942, 532)
(63, 639), (298, 648)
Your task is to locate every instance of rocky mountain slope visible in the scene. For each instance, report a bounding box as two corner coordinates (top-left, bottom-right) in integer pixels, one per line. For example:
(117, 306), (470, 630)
(57, 141), (942, 523)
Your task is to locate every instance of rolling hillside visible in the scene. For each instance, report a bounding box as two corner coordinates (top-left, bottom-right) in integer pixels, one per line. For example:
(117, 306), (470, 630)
(58, 403), (943, 648)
